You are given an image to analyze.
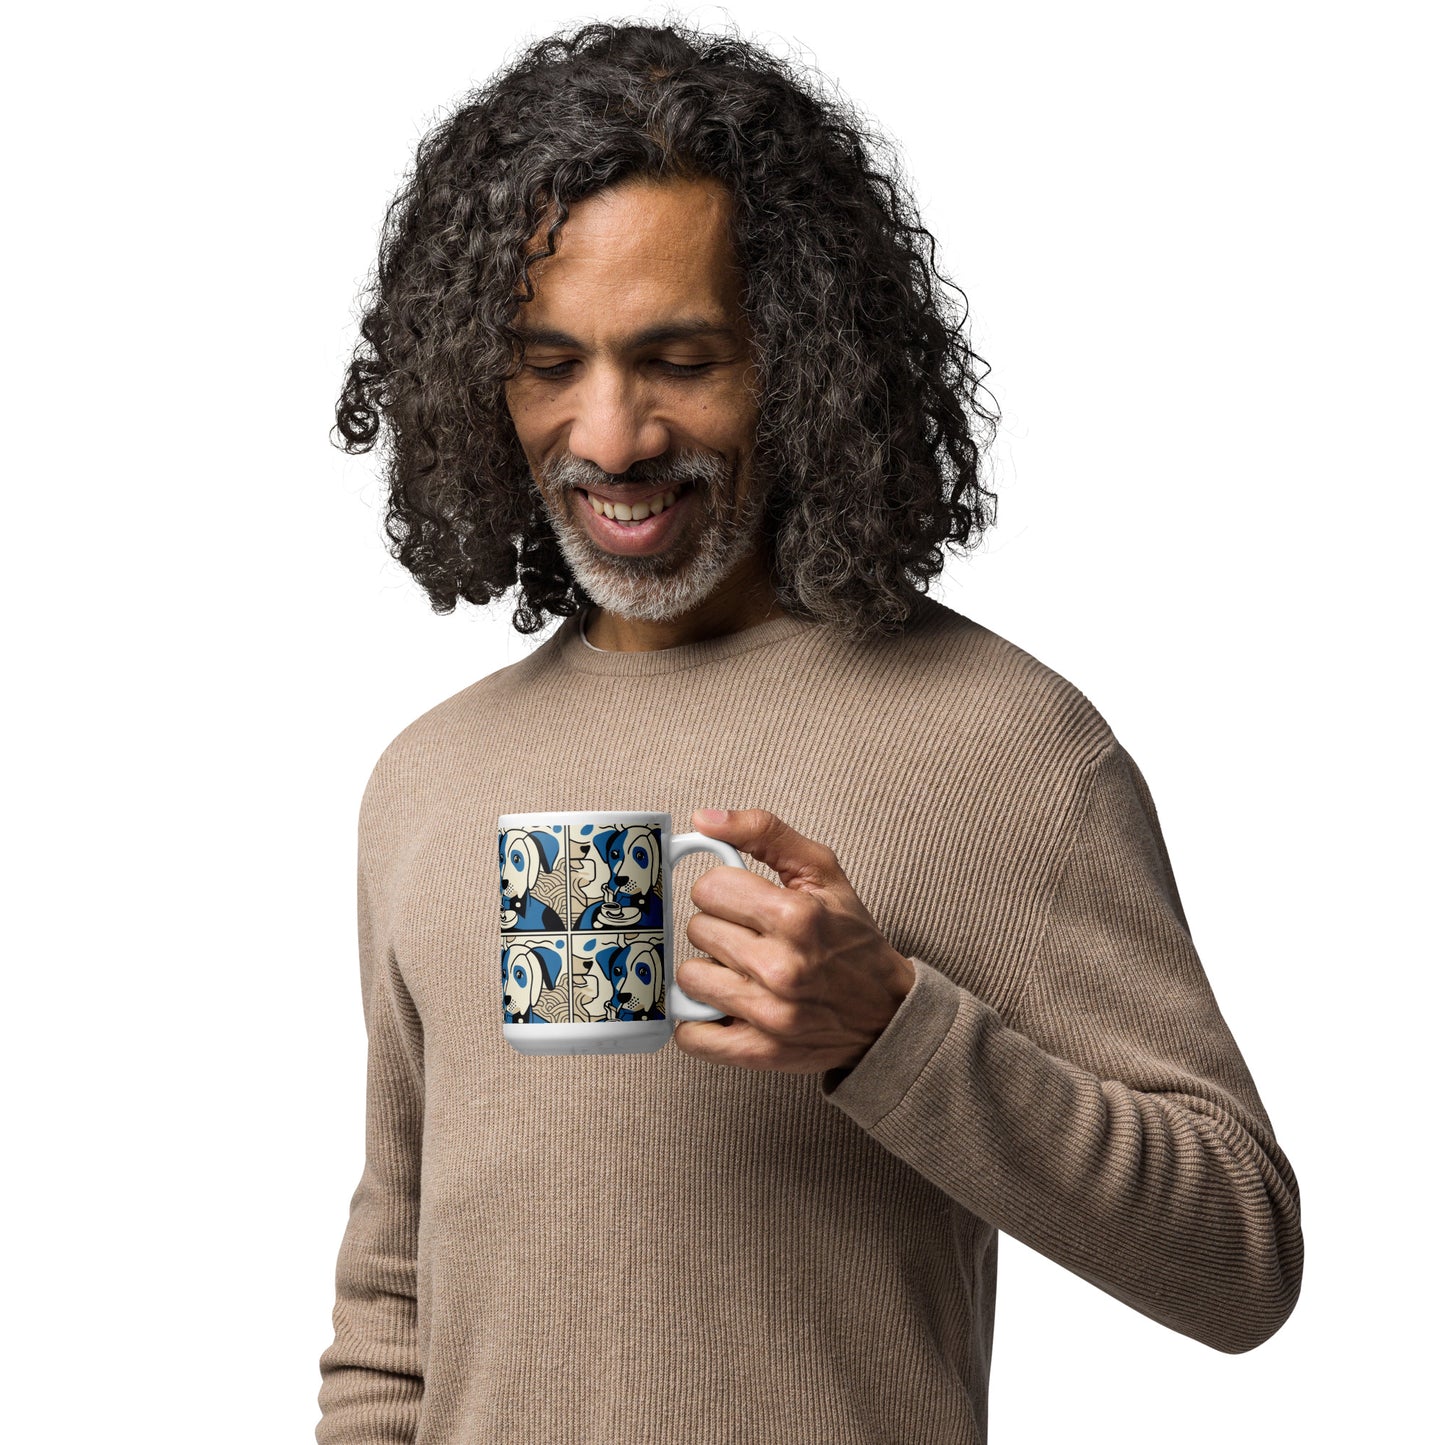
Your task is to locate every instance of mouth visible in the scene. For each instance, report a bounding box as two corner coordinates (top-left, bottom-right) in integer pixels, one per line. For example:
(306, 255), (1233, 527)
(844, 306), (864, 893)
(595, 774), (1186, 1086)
(575, 481), (698, 554)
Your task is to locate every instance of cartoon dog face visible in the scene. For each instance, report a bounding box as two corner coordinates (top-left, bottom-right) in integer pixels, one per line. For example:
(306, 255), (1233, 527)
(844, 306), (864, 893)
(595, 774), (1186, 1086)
(502, 940), (561, 1021)
(500, 826), (561, 925)
(603, 939), (663, 1018)
(593, 825), (661, 908)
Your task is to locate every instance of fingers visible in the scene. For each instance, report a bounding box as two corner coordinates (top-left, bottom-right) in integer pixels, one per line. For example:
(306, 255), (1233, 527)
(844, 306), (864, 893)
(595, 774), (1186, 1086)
(674, 951), (771, 1020)
(690, 807), (842, 891)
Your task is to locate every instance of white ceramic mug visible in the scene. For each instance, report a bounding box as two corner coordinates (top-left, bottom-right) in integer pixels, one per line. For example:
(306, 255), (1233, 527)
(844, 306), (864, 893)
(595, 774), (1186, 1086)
(499, 810), (747, 1055)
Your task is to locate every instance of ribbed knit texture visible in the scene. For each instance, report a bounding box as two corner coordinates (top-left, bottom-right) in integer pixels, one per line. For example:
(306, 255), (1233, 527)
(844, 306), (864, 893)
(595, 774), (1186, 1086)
(315, 592), (1303, 1444)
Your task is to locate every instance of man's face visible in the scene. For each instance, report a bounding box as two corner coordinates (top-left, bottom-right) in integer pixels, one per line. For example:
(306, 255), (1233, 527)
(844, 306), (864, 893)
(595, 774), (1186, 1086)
(503, 175), (769, 623)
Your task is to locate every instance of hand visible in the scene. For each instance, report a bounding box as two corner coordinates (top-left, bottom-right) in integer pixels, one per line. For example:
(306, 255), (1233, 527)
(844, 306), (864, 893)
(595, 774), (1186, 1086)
(672, 808), (917, 1074)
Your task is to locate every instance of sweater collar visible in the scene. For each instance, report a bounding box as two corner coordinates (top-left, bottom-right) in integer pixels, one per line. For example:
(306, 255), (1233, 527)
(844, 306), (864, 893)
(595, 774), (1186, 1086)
(559, 603), (823, 675)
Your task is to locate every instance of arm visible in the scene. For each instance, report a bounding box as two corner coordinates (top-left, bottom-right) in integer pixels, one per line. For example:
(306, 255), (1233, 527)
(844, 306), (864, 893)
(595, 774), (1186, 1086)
(316, 782), (425, 1443)
(820, 740), (1304, 1353)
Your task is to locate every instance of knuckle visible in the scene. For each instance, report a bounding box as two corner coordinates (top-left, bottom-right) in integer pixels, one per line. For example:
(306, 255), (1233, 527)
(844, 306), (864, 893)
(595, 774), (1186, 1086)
(757, 955), (803, 1001)
(766, 1000), (802, 1035)
(777, 891), (818, 936)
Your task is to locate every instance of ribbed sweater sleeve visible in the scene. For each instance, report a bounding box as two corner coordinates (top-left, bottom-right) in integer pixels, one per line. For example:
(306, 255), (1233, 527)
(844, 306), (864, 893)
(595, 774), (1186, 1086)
(820, 738), (1304, 1354)
(317, 767), (425, 1444)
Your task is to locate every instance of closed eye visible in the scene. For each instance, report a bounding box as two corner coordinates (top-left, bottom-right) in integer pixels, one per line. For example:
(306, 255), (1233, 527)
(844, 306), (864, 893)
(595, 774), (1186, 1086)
(523, 359), (715, 381)
(654, 361), (714, 376)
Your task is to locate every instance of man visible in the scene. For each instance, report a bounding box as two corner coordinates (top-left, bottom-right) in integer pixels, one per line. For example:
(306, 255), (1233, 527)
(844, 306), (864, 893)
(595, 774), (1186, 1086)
(317, 21), (1303, 1444)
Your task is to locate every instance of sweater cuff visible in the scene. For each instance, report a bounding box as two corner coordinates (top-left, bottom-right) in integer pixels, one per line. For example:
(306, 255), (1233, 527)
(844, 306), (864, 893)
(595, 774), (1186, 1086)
(819, 956), (962, 1128)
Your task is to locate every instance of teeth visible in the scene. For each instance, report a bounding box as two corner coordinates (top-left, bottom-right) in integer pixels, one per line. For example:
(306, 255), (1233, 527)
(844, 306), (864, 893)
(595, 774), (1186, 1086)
(587, 487), (681, 523)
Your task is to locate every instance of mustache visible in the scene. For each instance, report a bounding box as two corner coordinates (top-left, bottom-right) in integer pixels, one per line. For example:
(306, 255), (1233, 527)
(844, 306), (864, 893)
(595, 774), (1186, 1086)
(543, 450), (729, 492)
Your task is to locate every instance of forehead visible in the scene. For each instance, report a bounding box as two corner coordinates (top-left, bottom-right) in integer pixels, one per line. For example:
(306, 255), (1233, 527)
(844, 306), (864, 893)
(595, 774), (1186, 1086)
(518, 176), (742, 330)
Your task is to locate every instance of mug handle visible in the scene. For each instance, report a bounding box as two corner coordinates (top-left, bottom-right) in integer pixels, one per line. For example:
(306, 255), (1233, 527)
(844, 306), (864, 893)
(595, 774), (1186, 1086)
(665, 832), (748, 1022)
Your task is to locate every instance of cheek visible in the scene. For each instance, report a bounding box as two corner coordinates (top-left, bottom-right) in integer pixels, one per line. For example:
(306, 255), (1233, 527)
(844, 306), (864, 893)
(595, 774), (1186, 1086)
(693, 388), (758, 453)
(503, 388), (553, 464)
(502, 384), (532, 432)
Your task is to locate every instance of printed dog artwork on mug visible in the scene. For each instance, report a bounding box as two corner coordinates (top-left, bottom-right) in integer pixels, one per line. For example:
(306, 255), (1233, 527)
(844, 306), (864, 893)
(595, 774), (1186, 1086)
(500, 821), (668, 1025)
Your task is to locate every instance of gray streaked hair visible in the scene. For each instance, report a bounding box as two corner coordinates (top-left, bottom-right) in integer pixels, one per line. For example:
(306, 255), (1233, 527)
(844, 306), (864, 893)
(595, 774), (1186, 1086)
(333, 17), (1000, 640)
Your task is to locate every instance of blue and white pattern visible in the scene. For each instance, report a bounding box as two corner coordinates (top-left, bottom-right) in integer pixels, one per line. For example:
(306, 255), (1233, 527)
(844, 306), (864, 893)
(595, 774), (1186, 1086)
(500, 821), (668, 1024)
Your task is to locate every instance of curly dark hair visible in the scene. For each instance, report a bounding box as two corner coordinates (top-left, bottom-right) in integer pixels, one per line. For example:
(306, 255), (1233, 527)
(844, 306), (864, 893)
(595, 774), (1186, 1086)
(334, 16), (1000, 640)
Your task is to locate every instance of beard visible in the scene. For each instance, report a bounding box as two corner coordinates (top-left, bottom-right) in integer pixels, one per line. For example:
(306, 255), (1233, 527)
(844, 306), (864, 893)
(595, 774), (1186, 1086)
(536, 447), (770, 624)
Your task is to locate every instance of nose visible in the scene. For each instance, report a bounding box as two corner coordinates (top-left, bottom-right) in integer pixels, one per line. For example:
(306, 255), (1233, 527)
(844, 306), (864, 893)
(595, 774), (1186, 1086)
(565, 366), (669, 477)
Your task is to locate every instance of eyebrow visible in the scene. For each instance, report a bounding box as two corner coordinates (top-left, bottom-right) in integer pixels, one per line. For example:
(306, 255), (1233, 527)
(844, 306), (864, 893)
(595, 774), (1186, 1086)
(513, 319), (739, 350)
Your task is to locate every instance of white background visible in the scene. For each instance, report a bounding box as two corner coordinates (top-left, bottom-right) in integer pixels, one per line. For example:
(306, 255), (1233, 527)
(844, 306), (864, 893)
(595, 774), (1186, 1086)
(6, 1), (1438, 1439)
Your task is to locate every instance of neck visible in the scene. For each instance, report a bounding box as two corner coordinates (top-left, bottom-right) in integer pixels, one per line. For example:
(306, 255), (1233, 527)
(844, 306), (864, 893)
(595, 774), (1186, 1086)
(583, 576), (785, 653)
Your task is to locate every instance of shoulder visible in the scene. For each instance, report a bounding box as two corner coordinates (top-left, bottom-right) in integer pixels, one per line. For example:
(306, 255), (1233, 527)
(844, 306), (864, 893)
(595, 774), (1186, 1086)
(883, 593), (1117, 778)
(358, 624), (565, 827)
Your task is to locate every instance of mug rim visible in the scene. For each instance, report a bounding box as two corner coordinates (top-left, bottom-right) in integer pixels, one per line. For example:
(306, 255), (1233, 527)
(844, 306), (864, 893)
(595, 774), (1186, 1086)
(499, 810), (670, 828)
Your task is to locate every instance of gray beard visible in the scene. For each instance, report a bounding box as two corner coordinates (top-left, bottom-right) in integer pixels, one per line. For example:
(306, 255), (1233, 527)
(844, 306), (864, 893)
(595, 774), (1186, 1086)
(541, 451), (771, 624)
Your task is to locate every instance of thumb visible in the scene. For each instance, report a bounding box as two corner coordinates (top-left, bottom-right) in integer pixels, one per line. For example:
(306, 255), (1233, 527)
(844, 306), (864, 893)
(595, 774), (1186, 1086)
(690, 808), (843, 894)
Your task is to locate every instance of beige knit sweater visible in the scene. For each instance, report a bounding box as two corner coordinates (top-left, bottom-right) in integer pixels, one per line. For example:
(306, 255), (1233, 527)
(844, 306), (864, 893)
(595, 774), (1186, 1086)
(315, 592), (1303, 1444)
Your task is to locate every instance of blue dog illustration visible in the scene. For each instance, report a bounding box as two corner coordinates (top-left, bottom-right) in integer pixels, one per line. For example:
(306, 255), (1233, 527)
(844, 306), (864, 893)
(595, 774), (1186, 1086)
(575, 939), (666, 1021)
(500, 827), (566, 931)
(576, 825), (665, 930)
(502, 940), (565, 1022)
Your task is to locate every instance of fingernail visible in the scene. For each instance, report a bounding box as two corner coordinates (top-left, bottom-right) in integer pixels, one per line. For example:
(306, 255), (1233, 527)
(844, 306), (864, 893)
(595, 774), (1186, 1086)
(696, 808), (730, 822)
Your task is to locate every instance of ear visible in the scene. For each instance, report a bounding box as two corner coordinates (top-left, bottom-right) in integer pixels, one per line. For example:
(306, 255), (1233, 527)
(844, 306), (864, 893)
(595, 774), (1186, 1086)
(531, 828), (561, 871)
(534, 944), (561, 993)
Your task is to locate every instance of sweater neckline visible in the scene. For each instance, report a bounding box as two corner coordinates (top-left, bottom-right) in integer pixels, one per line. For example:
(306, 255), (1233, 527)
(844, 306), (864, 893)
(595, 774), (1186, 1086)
(559, 603), (823, 675)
